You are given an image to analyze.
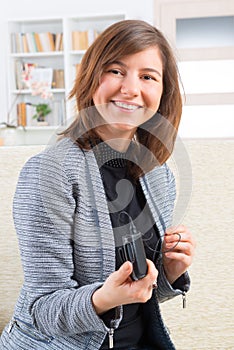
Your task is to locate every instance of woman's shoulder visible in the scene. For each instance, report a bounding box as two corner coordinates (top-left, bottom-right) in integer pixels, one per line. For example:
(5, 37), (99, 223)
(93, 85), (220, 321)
(42, 137), (85, 159)
(146, 162), (174, 181)
(26, 137), (85, 164)
(19, 138), (88, 180)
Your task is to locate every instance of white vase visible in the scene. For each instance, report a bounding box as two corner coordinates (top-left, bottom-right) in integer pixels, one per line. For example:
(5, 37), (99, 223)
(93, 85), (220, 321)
(0, 127), (24, 146)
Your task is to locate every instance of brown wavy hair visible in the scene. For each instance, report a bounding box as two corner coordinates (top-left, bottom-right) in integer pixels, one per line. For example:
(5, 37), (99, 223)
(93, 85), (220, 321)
(61, 19), (182, 180)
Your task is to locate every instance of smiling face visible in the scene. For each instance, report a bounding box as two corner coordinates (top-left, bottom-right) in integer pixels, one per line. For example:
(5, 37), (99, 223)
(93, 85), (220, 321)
(93, 47), (163, 141)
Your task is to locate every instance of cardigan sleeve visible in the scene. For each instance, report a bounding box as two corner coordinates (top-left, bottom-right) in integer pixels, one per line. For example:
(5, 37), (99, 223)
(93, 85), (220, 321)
(13, 149), (110, 337)
(156, 262), (190, 303)
(155, 163), (191, 302)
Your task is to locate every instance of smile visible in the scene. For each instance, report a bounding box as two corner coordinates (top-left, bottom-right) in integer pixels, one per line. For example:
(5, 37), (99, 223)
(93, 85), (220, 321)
(112, 101), (141, 111)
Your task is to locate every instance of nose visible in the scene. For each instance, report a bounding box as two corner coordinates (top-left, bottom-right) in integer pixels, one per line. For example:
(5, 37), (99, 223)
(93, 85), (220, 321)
(120, 74), (140, 97)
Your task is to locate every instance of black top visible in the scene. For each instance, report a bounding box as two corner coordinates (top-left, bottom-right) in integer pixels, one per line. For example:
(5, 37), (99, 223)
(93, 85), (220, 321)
(93, 141), (161, 349)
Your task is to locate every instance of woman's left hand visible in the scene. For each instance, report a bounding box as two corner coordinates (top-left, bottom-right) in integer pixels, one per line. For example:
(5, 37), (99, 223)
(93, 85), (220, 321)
(162, 225), (196, 285)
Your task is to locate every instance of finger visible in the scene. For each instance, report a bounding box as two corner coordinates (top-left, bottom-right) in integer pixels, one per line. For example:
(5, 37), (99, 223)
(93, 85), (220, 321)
(164, 241), (195, 255)
(142, 260), (158, 289)
(113, 261), (133, 285)
(166, 224), (187, 234)
(164, 250), (194, 265)
(129, 261), (158, 301)
(164, 232), (182, 244)
(164, 229), (194, 244)
(146, 259), (158, 280)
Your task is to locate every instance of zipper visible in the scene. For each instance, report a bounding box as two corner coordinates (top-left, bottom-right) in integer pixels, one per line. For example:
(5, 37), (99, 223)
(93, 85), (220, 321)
(108, 327), (114, 349)
(182, 291), (186, 309)
(107, 305), (121, 349)
(7, 317), (53, 343)
(7, 319), (16, 334)
(154, 244), (188, 310)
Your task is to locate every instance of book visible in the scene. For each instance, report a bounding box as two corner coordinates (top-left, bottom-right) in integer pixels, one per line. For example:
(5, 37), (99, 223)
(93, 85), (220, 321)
(72, 31), (78, 50)
(17, 102), (27, 126)
(15, 60), (23, 89)
(26, 103), (37, 126)
(22, 33), (29, 53)
(72, 31), (88, 50)
(34, 32), (43, 52)
(55, 33), (62, 51)
(59, 33), (64, 50)
(11, 31), (57, 52)
(30, 67), (53, 91)
(52, 69), (65, 88)
(15, 33), (23, 53)
(38, 32), (51, 52)
(25, 32), (37, 53)
(48, 32), (55, 51)
(11, 33), (17, 53)
(72, 29), (100, 50)
(22, 62), (37, 89)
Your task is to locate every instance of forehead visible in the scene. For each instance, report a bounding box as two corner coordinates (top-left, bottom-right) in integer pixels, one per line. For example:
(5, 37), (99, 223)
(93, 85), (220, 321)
(122, 47), (162, 61)
(107, 47), (163, 72)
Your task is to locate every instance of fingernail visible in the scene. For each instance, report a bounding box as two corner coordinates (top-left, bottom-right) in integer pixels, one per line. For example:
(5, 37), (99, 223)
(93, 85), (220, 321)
(123, 261), (131, 270)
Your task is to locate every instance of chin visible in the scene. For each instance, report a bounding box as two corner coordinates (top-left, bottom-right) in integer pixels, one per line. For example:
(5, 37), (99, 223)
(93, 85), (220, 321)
(112, 123), (137, 132)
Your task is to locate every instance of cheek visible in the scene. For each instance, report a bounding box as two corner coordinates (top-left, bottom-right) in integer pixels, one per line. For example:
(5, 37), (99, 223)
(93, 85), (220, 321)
(145, 87), (163, 111)
(93, 81), (111, 105)
(93, 86), (103, 105)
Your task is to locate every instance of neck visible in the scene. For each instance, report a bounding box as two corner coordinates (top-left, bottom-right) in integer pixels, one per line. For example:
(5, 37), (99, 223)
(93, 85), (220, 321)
(96, 126), (136, 152)
(105, 138), (131, 152)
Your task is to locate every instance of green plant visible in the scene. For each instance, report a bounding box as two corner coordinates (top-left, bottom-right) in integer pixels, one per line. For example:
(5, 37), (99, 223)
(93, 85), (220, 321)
(32, 103), (52, 122)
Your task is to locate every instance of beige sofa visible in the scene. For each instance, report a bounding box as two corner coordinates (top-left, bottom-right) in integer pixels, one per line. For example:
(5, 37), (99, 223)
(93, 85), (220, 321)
(0, 145), (44, 334)
(0, 140), (233, 349)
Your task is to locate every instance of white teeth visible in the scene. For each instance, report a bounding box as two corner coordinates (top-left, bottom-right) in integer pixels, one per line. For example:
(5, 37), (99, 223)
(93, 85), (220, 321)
(114, 101), (139, 110)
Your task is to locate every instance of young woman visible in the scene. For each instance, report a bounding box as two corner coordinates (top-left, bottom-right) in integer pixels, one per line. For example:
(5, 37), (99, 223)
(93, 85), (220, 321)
(0, 20), (195, 350)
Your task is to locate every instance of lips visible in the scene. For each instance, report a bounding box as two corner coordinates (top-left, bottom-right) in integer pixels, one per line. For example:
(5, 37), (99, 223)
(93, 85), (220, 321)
(112, 100), (142, 111)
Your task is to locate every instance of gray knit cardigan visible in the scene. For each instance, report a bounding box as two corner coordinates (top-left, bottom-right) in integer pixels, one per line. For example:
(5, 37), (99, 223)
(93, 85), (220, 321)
(0, 138), (189, 350)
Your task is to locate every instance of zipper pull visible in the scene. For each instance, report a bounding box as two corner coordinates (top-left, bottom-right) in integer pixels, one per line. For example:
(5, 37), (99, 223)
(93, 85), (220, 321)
(108, 327), (114, 349)
(182, 292), (186, 309)
(7, 319), (16, 334)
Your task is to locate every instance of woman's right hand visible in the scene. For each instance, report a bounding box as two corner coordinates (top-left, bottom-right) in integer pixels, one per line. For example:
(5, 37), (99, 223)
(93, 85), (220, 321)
(92, 259), (158, 315)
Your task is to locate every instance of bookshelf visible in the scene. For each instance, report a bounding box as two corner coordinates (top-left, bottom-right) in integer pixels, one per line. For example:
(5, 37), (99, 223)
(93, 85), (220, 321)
(5, 13), (125, 145)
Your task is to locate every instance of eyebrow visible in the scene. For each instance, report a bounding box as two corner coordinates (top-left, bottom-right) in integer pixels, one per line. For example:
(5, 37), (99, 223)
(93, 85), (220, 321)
(141, 67), (162, 78)
(107, 60), (162, 78)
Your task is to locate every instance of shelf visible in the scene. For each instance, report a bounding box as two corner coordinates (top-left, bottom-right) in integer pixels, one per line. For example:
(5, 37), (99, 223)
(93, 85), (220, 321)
(12, 89), (65, 94)
(70, 50), (86, 55)
(22, 126), (58, 130)
(10, 52), (64, 58)
(6, 14), (125, 145)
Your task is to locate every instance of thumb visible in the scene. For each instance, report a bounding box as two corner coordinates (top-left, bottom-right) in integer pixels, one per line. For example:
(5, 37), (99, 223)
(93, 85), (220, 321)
(114, 261), (133, 285)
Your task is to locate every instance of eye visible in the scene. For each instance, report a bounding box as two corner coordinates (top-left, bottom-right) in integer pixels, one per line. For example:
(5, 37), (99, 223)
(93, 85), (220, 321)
(107, 69), (123, 76)
(142, 74), (157, 81)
